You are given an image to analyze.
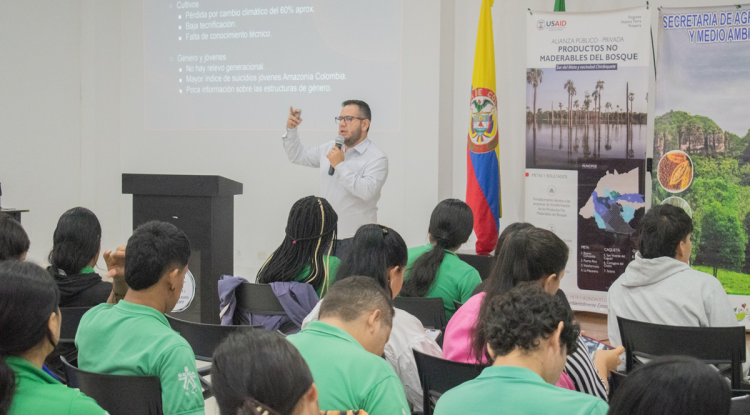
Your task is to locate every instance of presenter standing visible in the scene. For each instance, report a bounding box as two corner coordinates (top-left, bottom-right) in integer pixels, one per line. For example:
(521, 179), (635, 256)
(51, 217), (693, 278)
(283, 100), (388, 259)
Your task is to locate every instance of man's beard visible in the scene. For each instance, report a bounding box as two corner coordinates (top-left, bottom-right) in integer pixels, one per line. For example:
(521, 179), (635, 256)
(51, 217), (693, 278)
(344, 128), (362, 147)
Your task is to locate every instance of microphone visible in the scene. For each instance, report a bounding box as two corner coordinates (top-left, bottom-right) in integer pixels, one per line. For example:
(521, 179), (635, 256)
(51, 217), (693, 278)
(328, 135), (345, 176)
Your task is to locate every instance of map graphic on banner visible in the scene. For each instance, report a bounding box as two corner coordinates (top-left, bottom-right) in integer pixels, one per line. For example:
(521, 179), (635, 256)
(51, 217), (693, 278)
(525, 7), (650, 312)
(655, 5), (750, 329)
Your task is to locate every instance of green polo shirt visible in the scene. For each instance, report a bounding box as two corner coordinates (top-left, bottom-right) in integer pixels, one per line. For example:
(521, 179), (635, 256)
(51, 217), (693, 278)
(5, 356), (106, 415)
(287, 321), (410, 415)
(75, 301), (204, 415)
(404, 244), (481, 321)
(295, 255), (340, 298)
(434, 365), (608, 415)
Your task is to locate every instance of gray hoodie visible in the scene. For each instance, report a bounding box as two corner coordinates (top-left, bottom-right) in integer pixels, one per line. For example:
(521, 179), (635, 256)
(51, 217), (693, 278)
(607, 253), (749, 372)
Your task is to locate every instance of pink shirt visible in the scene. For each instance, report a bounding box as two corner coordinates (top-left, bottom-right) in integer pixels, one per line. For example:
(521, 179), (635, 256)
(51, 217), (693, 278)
(442, 292), (575, 390)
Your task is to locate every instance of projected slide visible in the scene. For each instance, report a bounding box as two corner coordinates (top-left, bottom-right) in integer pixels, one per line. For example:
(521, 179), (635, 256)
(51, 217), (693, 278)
(144, 0), (402, 130)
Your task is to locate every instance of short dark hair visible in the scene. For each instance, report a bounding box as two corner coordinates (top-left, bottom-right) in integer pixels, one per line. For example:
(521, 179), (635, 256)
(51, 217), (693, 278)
(480, 284), (578, 360)
(638, 204), (693, 259)
(0, 214), (30, 261)
(320, 276), (394, 328)
(608, 356), (730, 415)
(0, 260), (60, 415)
(124, 221), (190, 291)
(342, 100), (371, 131)
(336, 224), (407, 298)
(211, 330), (313, 415)
(48, 207), (101, 275)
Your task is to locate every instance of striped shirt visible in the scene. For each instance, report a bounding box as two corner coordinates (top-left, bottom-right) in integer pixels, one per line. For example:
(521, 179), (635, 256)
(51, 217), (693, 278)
(565, 336), (608, 401)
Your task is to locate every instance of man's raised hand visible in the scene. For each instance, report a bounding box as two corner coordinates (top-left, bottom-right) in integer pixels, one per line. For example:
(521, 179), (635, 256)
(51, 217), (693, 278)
(287, 106), (302, 129)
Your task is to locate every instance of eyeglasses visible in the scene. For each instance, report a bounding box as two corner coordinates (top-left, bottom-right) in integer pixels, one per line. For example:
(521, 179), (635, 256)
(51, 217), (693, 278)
(334, 116), (367, 125)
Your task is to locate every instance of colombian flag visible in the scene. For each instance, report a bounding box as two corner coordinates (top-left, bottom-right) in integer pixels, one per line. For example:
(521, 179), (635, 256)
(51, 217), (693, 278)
(466, 0), (501, 254)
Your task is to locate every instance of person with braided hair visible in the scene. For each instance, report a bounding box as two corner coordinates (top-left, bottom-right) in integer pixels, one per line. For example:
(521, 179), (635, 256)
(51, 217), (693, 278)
(257, 196), (339, 298)
(400, 199), (480, 321)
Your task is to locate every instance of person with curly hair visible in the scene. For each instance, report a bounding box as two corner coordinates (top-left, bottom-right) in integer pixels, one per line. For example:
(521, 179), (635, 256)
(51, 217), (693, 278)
(434, 284), (609, 414)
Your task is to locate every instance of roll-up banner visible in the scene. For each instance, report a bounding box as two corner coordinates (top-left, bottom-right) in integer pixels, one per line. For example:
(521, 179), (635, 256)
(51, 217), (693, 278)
(525, 7), (650, 313)
(655, 5), (750, 329)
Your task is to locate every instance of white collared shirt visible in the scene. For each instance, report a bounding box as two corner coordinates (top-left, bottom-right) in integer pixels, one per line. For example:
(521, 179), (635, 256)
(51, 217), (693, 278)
(282, 128), (389, 238)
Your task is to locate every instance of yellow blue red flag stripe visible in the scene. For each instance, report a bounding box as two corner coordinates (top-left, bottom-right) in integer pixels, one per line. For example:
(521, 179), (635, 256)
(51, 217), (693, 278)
(466, 0), (502, 254)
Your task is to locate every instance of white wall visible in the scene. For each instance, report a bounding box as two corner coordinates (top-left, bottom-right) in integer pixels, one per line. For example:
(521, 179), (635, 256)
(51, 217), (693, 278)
(0, 0), (733, 275)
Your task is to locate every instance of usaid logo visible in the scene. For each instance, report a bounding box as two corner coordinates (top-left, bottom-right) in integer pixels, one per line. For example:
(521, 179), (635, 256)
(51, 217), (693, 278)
(537, 20), (568, 30)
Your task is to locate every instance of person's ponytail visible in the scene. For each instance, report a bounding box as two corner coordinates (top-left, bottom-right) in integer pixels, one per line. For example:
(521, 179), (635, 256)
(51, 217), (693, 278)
(401, 199), (473, 297)
(0, 357), (16, 415)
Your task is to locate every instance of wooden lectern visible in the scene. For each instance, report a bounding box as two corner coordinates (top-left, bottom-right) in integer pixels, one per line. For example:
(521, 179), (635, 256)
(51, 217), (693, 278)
(122, 174), (242, 323)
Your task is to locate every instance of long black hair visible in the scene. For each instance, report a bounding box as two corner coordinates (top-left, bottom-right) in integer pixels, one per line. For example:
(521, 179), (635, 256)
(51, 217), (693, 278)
(257, 197), (337, 295)
(472, 227), (569, 362)
(48, 207), (101, 276)
(0, 260), (60, 415)
(608, 356), (730, 415)
(336, 224), (407, 298)
(211, 330), (314, 415)
(401, 199), (473, 297)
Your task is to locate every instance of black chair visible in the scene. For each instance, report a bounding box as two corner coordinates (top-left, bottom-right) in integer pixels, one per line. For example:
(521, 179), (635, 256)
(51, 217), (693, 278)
(233, 282), (299, 333)
(617, 317), (746, 389)
(45, 307), (93, 381)
(166, 314), (261, 361)
(456, 253), (494, 280)
(453, 300), (463, 311)
(413, 350), (483, 415)
(234, 282), (286, 315)
(732, 394), (750, 415)
(59, 307), (93, 342)
(394, 297), (446, 332)
(61, 356), (164, 415)
(608, 371), (627, 400)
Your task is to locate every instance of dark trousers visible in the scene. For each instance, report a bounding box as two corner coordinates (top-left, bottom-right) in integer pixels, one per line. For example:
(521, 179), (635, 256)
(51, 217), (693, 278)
(333, 238), (354, 260)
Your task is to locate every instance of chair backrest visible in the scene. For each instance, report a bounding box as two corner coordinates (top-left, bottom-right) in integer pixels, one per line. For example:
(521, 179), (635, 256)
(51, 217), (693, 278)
(394, 297), (446, 331)
(608, 371), (628, 401)
(456, 253), (494, 280)
(234, 282), (286, 315)
(617, 317), (746, 388)
(61, 356), (163, 415)
(166, 314), (261, 361)
(59, 307), (93, 343)
(731, 395), (750, 415)
(453, 300), (463, 311)
(413, 350), (483, 415)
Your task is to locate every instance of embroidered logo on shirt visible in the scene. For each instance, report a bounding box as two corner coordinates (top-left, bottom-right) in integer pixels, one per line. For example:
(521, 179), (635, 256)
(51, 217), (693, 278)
(178, 366), (198, 394)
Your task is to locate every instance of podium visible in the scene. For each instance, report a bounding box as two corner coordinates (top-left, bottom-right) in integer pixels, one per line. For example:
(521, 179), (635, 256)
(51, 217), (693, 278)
(122, 174), (242, 323)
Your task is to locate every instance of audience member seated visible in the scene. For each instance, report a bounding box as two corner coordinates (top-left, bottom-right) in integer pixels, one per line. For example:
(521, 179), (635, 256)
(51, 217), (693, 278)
(434, 284), (608, 415)
(606, 204), (750, 372)
(211, 330), (322, 415)
(75, 221), (204, 415)
(47, 207), (127, 306)
(288, 276), (408, 414)
(471, 222), (535, 296)
(607, 356), (730, 415)
(0, 260), (105, 415)
(443, 228), (622, 400)
(0, 214), (29, 261)
(257, 196), (340, 298)
(400, 199), (480, 321)
(301, 224), (442, 411)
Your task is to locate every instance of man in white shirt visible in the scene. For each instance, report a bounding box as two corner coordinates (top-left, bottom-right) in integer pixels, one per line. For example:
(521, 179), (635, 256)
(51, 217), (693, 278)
(283, 100), (388, 258)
